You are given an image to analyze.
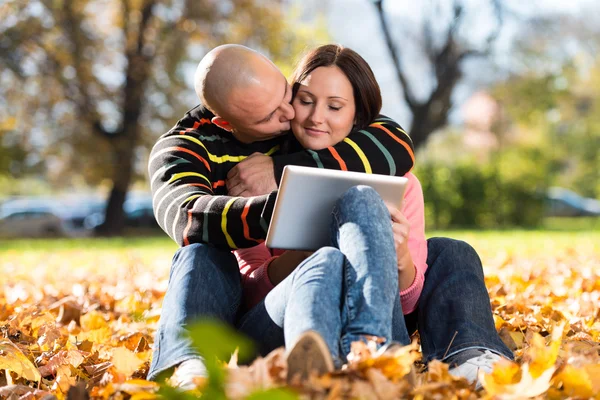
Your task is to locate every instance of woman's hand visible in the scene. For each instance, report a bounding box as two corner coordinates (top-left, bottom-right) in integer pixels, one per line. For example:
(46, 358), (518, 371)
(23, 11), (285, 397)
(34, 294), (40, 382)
(386, 203), (416, 291)
(267, 250), (313, 286)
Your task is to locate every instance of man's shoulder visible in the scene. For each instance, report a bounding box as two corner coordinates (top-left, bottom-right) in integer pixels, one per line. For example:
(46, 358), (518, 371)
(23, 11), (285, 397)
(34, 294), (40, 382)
(160, 104), (225, 139)
(187, 104), (215, 121)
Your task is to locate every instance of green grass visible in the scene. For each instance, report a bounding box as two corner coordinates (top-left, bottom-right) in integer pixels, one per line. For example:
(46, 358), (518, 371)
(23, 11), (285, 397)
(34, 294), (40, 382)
(0, 234), (177, 252)
(1, 230), (598, 256)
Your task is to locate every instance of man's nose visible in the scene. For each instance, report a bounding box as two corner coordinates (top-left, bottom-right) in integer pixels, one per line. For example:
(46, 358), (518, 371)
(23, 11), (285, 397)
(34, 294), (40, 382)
(280, 102), (295, 122)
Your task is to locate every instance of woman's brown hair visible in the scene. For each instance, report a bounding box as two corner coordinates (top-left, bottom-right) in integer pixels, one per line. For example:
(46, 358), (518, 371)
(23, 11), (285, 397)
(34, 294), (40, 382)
(290, 44), (382, 131)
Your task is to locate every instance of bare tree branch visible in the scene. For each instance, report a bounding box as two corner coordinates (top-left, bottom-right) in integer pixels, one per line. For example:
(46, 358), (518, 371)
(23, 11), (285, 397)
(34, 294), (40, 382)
(61, 0), (111, 139)
(373, 0), (505, 148)
(372, 0), (417, 109)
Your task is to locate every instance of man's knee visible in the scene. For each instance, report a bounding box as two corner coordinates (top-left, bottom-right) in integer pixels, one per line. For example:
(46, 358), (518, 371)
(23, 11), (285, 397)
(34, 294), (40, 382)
(427, 237), (484, 277)
(171, 243), (239, 279)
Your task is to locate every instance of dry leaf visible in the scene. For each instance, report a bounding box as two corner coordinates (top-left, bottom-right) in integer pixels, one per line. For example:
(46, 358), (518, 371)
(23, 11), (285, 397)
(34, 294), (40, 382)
(0, 339), (41, 382)
(111, 346), (144, 377)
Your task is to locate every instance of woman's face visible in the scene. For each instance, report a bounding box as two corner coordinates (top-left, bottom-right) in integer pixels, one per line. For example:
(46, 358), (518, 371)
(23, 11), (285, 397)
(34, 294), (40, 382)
(291, 66), (356, 150)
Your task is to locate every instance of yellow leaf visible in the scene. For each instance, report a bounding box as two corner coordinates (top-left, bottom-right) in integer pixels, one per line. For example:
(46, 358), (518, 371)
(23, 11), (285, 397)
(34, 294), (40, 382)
(481, 363), (555, 399)
(80, 310), (109, 331)
(553, 365), (594, 398)
(585, 364), (600, 394)
(111, 347), (144, 377)
(508, 331), (525, 349)
(0, 339), (41, 382)
(119, 379), (160, 396)
(52, 364), (76, 393)
(79, 327), (112, 344)
(489, 358), (521, 385)
(526, 323), (564, 378)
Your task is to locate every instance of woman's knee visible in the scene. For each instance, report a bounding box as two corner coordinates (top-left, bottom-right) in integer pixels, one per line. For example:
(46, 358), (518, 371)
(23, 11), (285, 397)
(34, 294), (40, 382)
(335, 185), (388, 219)
(294, 246), (345, 281)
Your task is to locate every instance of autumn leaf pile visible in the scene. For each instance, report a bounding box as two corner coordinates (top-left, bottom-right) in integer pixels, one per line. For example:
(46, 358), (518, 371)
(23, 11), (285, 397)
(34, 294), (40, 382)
(0, 233), (599, 399)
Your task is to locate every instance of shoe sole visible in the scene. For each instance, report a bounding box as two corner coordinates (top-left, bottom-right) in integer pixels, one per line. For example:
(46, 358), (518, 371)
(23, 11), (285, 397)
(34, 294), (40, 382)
(286, 330), (334, 383)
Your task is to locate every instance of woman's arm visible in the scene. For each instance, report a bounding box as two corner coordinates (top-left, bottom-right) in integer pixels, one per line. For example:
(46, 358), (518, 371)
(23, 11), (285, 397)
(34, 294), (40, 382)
(235, 245), (312, 309)
(386, 173), (428, 314)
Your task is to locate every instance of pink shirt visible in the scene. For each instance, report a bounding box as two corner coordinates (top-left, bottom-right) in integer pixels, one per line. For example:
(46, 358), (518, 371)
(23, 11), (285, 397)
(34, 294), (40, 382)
(235, 172), (428, 314)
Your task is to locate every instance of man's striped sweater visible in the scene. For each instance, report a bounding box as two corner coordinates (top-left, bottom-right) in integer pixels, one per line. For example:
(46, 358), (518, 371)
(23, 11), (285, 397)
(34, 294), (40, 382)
(148, 105), (415, 250)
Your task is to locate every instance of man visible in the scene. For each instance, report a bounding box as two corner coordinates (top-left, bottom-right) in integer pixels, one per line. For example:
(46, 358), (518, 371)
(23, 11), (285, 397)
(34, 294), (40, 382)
(147, 44), (416, 388)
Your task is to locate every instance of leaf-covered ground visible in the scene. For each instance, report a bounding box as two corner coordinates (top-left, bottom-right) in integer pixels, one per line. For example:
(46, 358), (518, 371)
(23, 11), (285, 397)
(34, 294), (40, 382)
(0, 231), (599, 399)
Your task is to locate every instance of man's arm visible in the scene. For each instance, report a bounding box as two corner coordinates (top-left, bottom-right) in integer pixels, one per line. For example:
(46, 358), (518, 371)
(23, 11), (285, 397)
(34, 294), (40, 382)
(272, 115), (415, 180)
(148, 108), (277, 249)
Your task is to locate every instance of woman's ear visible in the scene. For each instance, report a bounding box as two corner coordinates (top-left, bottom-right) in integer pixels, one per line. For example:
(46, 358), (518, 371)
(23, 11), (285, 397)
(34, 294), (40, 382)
(212, 116), (233, 132)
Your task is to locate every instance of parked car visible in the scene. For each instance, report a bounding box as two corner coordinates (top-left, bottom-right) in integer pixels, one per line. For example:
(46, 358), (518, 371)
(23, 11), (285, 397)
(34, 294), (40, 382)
(0, 209), (69, 238)
(84, 193), (160, 232)
(545, 187), (600, 217)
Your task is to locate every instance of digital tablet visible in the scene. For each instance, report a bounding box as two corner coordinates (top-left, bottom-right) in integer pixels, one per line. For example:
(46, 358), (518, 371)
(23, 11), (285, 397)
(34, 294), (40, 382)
(265, 165), (408, 250)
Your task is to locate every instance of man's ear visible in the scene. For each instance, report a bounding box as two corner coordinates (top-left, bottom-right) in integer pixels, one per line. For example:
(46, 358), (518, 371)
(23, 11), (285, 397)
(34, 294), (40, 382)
(212, 116), (233, 132)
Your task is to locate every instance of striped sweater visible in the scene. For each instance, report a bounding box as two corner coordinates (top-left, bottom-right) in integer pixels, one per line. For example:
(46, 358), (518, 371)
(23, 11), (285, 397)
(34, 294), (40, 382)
(149, 105), (415, 250)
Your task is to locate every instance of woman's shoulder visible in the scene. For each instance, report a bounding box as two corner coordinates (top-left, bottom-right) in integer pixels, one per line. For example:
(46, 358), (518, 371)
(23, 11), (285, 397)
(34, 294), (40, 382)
(404, 172), (422, 187)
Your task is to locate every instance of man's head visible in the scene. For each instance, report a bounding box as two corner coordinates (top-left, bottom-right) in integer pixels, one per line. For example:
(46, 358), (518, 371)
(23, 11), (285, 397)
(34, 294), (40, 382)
(194, 44), (295, 143)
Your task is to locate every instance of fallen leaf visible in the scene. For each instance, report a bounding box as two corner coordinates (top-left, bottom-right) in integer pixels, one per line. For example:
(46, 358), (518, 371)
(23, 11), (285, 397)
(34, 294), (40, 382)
(111, 346), (144, 377)
(0, 339), (41, 382)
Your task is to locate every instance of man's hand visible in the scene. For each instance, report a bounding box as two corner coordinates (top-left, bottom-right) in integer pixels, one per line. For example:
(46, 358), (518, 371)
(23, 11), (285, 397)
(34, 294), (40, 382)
(227, 153), (277, 197)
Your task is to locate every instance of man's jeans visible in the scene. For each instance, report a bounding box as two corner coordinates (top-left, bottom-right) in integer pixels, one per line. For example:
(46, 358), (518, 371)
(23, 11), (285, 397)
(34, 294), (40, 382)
(148, 192), (512, 380)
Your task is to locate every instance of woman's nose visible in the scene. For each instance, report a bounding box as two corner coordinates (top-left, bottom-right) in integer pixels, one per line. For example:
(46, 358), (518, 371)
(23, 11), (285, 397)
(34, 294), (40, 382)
(309, 106), (324, 124)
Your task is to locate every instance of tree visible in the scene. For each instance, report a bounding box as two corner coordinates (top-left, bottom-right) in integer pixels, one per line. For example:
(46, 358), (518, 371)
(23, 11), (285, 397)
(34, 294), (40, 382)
(372, 0), (506, 149)
(0, 0), (323, 234)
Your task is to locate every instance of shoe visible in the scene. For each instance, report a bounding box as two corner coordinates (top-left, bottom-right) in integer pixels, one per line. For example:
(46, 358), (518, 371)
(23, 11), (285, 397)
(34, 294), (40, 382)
(448, 350), (502, 390)
(170, 358), (208, 391)
(286, 330), (334, 384)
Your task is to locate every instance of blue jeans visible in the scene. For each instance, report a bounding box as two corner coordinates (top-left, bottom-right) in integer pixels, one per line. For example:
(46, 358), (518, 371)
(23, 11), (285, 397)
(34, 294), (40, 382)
(238, 186), (406, 365)
(416, 237), (513, 362)
(148, 193), (513, 380)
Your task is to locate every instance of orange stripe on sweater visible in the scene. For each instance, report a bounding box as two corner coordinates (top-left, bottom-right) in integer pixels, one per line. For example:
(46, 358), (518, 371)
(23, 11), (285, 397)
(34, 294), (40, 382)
(240, 198), (260, 244)
(185, 183), (212, 192)
(328, 147), (347, 170)
(213, 180), (226, 189)
(371, 124), (415, 165)
(181, 118), (211, 135)
(174, 146), (211, 171)
(181, 121), (200, 134)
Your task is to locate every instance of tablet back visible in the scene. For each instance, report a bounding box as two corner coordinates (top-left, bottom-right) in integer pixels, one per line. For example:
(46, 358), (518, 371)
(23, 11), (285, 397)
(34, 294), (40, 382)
(265, 165), (408, 250)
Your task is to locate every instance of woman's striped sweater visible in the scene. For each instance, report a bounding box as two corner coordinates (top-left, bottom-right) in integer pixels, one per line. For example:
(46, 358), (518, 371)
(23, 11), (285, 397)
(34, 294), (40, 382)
(148, 105), (415, 250)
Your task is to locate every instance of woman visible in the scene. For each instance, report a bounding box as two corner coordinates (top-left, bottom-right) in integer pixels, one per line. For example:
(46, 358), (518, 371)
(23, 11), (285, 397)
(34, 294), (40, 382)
(235, 45), (424, 380)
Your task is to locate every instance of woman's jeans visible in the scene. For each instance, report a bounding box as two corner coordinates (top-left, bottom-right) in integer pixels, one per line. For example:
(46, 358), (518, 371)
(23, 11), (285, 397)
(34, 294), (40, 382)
(147, 188), (513, 380)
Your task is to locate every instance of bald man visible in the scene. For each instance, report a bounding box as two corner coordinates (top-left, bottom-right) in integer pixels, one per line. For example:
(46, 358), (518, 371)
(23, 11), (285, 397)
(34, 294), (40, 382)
(147, 44), (416, 388)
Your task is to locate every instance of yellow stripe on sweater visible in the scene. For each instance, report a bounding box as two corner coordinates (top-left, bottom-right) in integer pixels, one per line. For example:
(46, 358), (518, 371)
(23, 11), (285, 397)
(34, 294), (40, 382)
(158, 135), (280, 163)
(169, 172), (211, 186)
(221, 198), (238, 249)
(343, 138), (372, 173)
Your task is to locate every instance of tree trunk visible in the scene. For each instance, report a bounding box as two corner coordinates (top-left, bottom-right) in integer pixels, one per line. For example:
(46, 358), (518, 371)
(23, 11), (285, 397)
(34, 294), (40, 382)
(95, 0), (156, 235)
(95, 132), (137, 235)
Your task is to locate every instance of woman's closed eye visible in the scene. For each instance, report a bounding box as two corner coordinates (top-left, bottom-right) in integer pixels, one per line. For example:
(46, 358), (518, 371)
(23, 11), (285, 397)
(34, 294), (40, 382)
(299, 99), (313, 105)
(329, 105), (342, 111)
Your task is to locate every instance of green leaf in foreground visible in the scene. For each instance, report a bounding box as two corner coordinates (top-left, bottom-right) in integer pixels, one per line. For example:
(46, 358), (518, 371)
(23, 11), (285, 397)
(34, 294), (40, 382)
(186, 318), (255, 363)
(246, 388), (299, 399)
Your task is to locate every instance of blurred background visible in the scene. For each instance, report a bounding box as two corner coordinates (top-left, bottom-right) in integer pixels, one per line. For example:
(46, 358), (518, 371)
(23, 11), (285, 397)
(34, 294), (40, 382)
(1, 0), (599, 239)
